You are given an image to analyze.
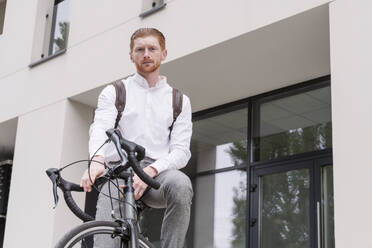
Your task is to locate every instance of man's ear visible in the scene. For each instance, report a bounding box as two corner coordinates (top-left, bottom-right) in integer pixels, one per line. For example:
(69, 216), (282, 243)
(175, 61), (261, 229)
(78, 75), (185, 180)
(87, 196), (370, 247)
(129, 52), (133, 62)
(161, 49), (168, 62)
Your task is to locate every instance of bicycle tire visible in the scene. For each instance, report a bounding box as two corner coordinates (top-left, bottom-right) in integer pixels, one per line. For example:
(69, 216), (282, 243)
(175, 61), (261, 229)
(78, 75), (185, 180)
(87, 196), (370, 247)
(55, 220), (154, 248)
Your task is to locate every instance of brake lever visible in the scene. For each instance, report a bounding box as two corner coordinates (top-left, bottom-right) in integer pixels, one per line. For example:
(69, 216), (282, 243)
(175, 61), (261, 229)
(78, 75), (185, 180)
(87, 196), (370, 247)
(45, 168), (60, 209)
(108, 160), (121, 167)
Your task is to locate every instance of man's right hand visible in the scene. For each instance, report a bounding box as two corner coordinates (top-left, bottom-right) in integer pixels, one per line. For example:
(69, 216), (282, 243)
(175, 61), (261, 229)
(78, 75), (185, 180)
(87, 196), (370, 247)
(80, 155), (105, 192)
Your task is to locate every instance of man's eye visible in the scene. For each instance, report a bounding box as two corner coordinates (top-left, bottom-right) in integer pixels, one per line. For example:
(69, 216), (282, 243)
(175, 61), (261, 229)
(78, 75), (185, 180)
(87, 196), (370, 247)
(137, 48), (144, 51)
(151, 47), (156, 51)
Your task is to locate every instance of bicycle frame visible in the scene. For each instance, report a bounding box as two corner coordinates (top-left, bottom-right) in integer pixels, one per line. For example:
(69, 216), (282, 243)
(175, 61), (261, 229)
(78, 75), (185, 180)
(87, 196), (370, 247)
(115, 166), (140, 248)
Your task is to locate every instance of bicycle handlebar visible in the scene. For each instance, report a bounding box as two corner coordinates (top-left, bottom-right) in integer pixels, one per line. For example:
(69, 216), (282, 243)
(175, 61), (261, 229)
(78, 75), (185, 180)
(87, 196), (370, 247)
(46, 128), (160, 222)
(46, 168), (102, 222)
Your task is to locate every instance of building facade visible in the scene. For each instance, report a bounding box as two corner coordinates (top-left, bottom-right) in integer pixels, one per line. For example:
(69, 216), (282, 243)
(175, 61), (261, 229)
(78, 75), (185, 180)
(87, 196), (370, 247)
(0, 0), (371, 247)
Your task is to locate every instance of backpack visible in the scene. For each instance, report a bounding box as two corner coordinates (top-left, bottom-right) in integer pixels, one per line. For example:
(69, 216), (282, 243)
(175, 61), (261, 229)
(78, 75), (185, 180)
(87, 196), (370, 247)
(112, 80), (183, 137)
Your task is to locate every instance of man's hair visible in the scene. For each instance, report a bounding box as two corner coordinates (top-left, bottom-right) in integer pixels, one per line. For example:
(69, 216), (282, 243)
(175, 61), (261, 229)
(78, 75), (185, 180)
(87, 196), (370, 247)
(130, 28), (166, 52)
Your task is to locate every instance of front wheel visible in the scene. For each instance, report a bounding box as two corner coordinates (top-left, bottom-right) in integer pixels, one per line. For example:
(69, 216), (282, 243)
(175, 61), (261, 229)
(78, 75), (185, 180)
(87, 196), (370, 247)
(55, 220), (153, 248)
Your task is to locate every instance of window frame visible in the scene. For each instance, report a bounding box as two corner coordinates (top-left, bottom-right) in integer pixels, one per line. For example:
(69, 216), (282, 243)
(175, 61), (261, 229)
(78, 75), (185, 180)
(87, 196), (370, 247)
(29, 0), (70, 68)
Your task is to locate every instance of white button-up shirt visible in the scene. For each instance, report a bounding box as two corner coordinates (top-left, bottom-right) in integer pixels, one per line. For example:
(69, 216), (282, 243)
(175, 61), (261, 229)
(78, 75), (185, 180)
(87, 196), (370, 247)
(89, 73), (192, 174)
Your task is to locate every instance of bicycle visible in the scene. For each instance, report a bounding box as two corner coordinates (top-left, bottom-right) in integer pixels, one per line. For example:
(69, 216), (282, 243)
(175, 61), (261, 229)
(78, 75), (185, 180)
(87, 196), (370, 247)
(46, 128), (160, 248)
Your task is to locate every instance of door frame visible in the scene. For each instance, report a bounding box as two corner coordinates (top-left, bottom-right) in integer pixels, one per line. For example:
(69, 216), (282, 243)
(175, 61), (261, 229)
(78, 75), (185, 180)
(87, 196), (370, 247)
(249, 153), (332, 248)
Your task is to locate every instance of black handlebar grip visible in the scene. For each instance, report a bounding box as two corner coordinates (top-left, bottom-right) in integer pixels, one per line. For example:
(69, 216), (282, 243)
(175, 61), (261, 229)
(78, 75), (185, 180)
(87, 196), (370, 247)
(58, 176), (108, 222)
(63, 191), (94, 222)
(129, 154), (160, 190)
(65, 181), (85, 192)
(134, 144), (145, 161)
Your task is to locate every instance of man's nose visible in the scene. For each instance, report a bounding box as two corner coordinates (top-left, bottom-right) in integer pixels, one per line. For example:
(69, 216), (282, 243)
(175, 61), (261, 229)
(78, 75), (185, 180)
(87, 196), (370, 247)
(143, 48), (150, 58)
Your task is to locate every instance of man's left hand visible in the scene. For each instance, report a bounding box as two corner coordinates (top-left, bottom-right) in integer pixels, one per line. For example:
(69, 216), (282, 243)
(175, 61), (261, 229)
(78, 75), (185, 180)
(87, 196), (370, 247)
(132, 166), (158, 200)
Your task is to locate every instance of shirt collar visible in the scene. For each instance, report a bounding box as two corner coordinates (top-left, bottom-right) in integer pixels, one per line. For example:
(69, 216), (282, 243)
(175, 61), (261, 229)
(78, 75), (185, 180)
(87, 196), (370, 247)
(133, 73), (167, 89)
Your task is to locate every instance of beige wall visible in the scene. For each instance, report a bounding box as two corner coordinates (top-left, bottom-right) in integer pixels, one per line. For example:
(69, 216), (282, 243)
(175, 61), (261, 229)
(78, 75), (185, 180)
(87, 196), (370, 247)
(330, 1), (372, 248)
(0, 0), (331, 123)
(3, 100), (93, 247)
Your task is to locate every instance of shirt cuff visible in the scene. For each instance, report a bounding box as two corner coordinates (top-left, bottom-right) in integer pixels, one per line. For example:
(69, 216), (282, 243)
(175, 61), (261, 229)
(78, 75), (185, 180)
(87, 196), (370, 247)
(150, 158), (170, 174)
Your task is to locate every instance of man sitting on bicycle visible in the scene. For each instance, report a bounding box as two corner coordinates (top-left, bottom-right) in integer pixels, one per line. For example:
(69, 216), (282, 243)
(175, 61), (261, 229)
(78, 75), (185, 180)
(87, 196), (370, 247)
(80, 28), (193, 248)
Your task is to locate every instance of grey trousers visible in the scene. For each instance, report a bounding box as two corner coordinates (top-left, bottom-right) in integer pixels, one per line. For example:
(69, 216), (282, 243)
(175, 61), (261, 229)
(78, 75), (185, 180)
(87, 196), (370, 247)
(95, 158), (193, 248)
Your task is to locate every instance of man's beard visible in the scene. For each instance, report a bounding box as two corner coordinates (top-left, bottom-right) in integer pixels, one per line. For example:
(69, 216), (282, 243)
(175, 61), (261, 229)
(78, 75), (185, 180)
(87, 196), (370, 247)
(135, 60), (161, 74)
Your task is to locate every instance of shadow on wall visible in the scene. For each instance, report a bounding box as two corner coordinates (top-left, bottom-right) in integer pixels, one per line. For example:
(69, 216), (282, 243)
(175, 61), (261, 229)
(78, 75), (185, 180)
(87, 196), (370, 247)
(0, 148), (13, 161)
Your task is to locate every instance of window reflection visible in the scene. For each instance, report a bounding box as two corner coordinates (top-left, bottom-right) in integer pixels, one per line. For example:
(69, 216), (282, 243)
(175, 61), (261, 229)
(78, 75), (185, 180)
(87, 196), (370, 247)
(253, 86), (332, 161)
(193, 170), (246, 248)
(259, 169), (311, 248)
(49, 0), (70, 55)
(191, 108), (247, 172)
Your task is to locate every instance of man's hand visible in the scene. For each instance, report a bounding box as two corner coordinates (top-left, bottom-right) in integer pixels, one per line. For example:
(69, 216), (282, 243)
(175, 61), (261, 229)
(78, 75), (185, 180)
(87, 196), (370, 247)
(132, 166), (158, 200)
(80, 155), (105, 192)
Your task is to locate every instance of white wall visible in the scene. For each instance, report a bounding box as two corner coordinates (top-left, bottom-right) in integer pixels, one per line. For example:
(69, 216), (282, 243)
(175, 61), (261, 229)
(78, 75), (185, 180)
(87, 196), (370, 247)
(0, 0), (38, 77)
(3, 100), (93, 247)
(329, 1), (372, 247)
(52, 100), (93, 244)
(0, 0), (331, 123)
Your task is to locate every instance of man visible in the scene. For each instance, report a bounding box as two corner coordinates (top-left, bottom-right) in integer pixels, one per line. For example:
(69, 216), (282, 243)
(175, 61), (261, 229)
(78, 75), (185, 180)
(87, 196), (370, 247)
(80, 28), (193, 248)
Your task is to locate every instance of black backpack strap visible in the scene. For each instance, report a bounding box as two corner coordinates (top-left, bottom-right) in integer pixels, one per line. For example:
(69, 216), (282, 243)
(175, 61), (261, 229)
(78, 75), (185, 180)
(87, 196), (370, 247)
(169, 88), (183, 138)
(112, 80), (126, 129)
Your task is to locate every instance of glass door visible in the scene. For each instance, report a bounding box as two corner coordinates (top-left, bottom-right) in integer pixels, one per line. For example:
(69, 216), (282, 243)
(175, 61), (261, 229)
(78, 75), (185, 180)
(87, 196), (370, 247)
(250, 158), (334, 248)
(251, 160), (313, 248)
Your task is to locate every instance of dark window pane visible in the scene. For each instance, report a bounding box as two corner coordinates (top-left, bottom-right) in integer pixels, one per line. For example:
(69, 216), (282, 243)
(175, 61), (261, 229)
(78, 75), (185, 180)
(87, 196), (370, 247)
(259, 168), (311, 248)
(253, 86), (332, 161)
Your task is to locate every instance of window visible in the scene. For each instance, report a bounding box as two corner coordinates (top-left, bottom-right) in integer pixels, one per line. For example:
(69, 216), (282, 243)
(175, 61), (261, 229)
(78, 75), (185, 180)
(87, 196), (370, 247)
(192, 107), (248, 172)
(42, 0), (70, 58)
(30, 0), (70, 66)
(252, 83), (332, 162)
(0, 0), (7, 35)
